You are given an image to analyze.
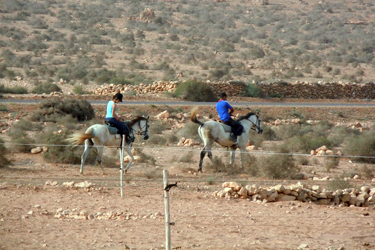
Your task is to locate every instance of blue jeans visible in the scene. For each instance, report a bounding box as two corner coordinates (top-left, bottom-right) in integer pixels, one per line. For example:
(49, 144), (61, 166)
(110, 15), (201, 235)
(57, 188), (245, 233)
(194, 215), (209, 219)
(105, 118), (130, 136)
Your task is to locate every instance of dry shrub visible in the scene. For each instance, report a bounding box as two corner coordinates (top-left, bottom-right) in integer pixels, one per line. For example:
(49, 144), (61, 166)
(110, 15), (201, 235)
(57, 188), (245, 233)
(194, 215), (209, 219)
(206, 156), (228, 173)
(257, 154), (299, 179)
(326, 177), (352, 191)
(173, 80), (218, 102)
(134, 148), (156, 165)
(11, 119), (34, 131)
(343, 128), (375, 163)
(56, 115), (81, 130)
(149, 120), (165, 135)
(0, 138), (11, 168)
(179, 151), (194, 163)
(35, 130), (81, 164)
(359, 165), (374, 179)
(144, 169), (163, 179)
(165, 133), (179, 144)
(147, 135), (167, 145)
(177, 122), (200, 140)
(324, 156), (339, 172)
(31, 98), (95, 122)
(7, 127), (34, 153)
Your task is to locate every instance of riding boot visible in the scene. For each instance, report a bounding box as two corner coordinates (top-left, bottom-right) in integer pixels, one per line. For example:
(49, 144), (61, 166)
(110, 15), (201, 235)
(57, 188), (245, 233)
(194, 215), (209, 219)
(230, 133), (237, 143)
(126, 135), (134, 143)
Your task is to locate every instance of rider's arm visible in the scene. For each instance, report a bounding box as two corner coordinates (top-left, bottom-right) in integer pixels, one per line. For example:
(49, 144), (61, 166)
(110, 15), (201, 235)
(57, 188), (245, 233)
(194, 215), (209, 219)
(229, 107), (234, 116)
(111, 103), (121, 120)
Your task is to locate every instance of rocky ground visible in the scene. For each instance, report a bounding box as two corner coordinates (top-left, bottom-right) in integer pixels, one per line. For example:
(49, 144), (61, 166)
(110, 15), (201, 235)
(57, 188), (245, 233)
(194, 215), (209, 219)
(1, 81), (375, 250)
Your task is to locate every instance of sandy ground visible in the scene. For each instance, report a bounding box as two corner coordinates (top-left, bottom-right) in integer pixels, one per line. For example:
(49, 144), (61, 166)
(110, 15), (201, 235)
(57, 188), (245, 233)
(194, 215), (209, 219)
(1, 150), (375, 250)
(1, 89), (375, 250)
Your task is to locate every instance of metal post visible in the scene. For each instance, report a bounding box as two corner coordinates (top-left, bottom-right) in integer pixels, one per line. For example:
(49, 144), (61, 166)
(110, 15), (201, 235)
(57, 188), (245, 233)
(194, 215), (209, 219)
(163, 170), (171, 250)
(120, 135), (125, 197)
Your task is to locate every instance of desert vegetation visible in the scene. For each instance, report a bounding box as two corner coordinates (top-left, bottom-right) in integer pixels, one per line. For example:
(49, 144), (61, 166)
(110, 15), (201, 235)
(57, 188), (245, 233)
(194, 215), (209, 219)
(1, 100), (375, 183)
(0, 0), (374, 89)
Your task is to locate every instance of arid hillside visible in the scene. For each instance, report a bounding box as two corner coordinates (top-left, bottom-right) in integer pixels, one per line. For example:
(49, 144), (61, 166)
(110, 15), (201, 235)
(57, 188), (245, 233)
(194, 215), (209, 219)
(0, 0), (374, 88)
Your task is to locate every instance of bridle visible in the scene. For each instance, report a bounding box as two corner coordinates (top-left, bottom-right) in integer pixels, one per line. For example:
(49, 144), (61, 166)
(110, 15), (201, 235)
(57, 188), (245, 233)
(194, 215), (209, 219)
(246, 114), (262, 132)
(131, 118), (149, 139)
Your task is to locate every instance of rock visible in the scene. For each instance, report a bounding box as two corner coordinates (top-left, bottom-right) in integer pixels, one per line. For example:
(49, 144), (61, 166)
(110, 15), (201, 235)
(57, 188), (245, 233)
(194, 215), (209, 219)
(238, 187), (248, 198)
(155, 110), (170, 119)
(31, 147), (43, 154)
(277, 194), (296, 201)
(222, 182), (241, 191)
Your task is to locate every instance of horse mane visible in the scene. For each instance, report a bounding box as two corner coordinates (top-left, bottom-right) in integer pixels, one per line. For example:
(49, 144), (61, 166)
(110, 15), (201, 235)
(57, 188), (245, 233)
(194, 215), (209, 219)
(237, 112), (256, 121)
(129, 116), (147, 127)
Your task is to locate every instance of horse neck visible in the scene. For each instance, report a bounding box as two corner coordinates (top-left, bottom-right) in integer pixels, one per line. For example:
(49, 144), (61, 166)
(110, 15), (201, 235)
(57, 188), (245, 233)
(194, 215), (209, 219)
(130, 121), (140, 131)
(240, 115), (257, 129)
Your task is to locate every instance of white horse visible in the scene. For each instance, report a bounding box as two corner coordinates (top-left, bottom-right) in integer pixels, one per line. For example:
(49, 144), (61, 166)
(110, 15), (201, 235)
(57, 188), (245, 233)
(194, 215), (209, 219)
(67, 116), (149, 175)
(190, 108), (263, 172)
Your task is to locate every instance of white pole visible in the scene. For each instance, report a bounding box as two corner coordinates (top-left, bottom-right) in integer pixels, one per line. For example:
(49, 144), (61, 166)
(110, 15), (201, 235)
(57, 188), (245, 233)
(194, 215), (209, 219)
(120, 135), (125, 197)
(163, 170), (171, 250)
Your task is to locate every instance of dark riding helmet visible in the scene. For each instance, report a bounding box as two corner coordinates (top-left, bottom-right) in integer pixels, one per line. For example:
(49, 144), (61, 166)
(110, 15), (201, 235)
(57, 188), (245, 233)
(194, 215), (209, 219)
(114, 92), (123, 102)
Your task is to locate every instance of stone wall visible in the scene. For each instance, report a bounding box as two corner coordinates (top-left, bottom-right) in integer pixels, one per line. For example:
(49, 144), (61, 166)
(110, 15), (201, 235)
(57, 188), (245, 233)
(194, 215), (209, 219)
(215, 181), (375, 207)
(93, 80), (375, 99)
(258, 81), (375, 99)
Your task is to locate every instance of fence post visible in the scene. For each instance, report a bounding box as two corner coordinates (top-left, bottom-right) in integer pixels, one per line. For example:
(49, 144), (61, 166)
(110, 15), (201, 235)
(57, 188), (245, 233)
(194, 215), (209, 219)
(120, 135), (125, 197)
(163, 170), (171, 250)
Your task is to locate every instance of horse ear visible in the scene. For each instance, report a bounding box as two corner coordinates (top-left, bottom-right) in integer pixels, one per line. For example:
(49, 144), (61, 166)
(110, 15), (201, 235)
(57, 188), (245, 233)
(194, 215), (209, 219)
(146, 115), (149, 119)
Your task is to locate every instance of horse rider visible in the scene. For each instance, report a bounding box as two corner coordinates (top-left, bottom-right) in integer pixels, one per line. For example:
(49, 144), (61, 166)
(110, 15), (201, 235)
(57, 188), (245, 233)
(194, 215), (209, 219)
(105, 92), (133, 143)
(216, 92), (244, 143)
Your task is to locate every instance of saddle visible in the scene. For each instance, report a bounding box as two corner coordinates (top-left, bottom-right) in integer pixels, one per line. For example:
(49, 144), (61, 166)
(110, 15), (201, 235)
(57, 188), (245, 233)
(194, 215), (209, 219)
(105, 121), (130, 135)
(216, 120), (234, 133)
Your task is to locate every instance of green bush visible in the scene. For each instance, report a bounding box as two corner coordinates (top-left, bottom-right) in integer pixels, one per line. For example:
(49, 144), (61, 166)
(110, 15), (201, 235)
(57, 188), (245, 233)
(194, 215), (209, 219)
(31, 98), (95, 122)
(172, 80), (218, 102)
(243, 83), (265, 98)
(32, 83), (61, 94)
(72, 85), (85, 94)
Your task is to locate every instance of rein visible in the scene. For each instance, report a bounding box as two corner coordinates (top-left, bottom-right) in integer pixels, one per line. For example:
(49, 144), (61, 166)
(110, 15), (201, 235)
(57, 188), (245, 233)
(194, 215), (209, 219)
(244, 115), (261, 131)
(131, 118), (149, 136)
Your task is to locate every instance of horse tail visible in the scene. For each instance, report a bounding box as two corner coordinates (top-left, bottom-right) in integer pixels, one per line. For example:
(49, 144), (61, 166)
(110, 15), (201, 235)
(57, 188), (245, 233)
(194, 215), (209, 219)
(190, 107), (204, 126)
(66, 127), (95, 146)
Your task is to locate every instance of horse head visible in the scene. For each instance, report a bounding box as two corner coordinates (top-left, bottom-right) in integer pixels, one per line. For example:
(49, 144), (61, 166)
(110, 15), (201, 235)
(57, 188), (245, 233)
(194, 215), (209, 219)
(252, 113), (263, 134)
(138, 115), (150, 140)
(239, 112), (263, 134)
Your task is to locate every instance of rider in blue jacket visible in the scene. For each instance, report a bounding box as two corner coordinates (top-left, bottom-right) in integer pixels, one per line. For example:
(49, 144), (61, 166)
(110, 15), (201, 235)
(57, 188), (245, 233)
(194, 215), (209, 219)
(216, 92), (243, 143)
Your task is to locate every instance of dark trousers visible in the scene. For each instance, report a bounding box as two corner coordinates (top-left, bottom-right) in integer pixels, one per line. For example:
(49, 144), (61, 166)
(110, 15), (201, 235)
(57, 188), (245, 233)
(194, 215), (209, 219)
(105, 118), (130, 137)
(224, 118), (244, 136)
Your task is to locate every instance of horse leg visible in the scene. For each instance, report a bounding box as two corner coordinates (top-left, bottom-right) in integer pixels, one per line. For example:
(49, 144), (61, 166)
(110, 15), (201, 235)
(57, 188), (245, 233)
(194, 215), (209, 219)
(80, 139), (93, 175)
(199, 146), (207, 173)
(96, 146), (105, 174)
(123, 145), (133, 173)
(229, 147), (236, 166)
(239, 147), (246, 169)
